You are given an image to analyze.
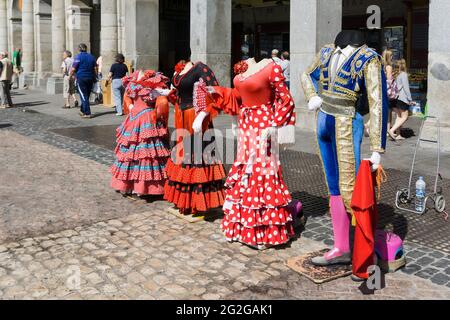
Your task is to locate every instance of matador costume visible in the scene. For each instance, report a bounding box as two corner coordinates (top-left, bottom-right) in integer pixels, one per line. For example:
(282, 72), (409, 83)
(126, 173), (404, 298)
(302, 42), (389, 266)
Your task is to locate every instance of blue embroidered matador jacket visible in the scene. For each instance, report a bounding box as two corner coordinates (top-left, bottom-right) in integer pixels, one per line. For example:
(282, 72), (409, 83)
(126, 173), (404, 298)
(301, 44), (389, 153)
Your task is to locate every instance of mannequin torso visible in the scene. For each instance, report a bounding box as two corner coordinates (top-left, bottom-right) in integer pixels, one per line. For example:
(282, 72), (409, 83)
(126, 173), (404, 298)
(239, 58), (272, 79)
(178, 61), (195, 76)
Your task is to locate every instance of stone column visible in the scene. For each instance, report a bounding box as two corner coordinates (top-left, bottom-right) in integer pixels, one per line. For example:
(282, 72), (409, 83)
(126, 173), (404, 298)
(22, 0), (35, 73)
(100, 0), (118, 77)
(8, 17), (22, 55)
(190, 0), (232, 86)
(52, 0), (66, 74)
(65, 0), (92, 55)
(47, 0), (67, 94)
(33, 0), (52, 89)
(290, 0), (342, 131)
(124, 0), (158, 70)
(427, 0), (450, 151)
(0, 0), (8, 52)
(117, 0), (125, 54)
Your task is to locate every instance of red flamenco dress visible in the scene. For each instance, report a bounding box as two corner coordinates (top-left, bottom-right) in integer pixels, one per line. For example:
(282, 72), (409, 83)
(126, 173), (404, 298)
(202, 61), (297, 249)
(111, 70), (171, 195)
(164, 62), (226, 215)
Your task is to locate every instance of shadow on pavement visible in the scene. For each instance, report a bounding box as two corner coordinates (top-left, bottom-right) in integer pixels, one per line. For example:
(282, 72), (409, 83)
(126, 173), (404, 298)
(0, 123), (13, 129)
(91, 110), (117, 119)
(400, 127), (416, 139)
(377, 203), (409, 241)
(13, 101), (50, 108)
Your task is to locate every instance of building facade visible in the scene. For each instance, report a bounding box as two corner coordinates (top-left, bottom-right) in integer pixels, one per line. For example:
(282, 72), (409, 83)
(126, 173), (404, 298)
(1, 0), (449, 150)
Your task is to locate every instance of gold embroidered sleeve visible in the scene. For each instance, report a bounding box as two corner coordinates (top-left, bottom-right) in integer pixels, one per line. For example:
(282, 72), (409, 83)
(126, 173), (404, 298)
(364, 59), (386, 153)
(301, 51), (321, 102)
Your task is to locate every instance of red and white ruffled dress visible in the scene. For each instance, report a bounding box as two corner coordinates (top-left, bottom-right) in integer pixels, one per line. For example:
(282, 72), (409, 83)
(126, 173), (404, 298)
(111, 71), (171, 195)
(198, 61), (297, 249)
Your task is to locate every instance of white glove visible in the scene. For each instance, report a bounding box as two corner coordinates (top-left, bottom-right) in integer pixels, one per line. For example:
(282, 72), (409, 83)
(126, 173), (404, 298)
(192, 111), (208, 134)
(365, 152), (381, 172)
(129, 104), (134, 111)
(308, 96), (323, 112)
(154, 88), (172, 97)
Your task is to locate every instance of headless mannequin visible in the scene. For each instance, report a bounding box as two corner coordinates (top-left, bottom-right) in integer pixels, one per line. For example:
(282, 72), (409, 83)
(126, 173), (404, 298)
(193, 57), (273, 134)
(240, 57), (272, 78)
(128, 70), (147, 111)
(308, 31), (381, 172)
(179, 61), (195, 76)
(308, 31), (381, 267)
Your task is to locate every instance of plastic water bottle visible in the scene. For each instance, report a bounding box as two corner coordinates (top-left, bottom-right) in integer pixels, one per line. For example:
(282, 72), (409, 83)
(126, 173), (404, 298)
(415, 177), (426, 212)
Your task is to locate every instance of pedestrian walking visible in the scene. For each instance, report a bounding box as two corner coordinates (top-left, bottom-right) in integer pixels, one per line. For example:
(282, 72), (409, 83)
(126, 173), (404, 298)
(365, 49), (395, 137)
(271, 49), (282, 64)
(71, 43), (98, 119)
(61, 50), (78, 109)
(93, 55), (103, 104)
(0, 52), (14, 109)
(108, 53), (129, 116)
(389, 59), (414, 141)
(280, 51), (291, 89)
(11, 48), (22, 89)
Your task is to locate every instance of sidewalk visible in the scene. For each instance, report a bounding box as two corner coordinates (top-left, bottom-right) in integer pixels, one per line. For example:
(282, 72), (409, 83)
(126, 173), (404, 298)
(1, 88), (450, 299)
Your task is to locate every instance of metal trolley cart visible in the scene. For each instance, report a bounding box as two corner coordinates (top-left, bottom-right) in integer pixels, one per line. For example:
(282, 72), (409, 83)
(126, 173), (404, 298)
(395, 116), (446, 215)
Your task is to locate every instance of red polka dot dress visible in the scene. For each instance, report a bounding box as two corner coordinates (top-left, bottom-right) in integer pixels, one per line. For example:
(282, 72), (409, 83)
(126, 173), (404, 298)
(201, 61), (296, 249)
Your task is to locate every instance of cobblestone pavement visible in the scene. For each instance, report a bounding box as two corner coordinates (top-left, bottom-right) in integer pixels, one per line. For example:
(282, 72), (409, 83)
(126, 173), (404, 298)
(0, 130), (150, 243)
(1, 91), (450, 299)
(0, 136), (448, 300)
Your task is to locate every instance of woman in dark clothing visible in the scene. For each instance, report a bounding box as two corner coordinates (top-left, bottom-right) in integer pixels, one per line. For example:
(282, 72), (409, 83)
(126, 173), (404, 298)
(109, 53), (129, 116)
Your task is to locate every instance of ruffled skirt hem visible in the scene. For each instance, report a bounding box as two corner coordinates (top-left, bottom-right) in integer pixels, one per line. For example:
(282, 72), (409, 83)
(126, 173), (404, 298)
(111, 178), (165, 195)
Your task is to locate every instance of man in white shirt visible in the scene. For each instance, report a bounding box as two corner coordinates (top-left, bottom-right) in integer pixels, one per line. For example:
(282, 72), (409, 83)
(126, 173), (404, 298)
(61, 50), (78, 109)
(0, 52), (14, 109)
(271, 49), (282, 64)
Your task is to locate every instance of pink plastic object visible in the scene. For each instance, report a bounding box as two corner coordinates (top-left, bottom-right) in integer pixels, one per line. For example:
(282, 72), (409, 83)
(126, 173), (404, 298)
(288, 200), (303, 218)
(375, 230), (404, 262)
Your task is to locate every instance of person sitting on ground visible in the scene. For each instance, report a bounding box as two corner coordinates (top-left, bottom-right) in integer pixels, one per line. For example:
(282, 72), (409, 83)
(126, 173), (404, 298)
(108, 53), (129, 116)
(389, 59), (414, 141)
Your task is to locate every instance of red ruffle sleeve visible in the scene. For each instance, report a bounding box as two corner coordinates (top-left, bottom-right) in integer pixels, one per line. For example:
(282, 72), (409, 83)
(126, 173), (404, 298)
(269, 64), (296, 127)
(207, 87), (241, 117)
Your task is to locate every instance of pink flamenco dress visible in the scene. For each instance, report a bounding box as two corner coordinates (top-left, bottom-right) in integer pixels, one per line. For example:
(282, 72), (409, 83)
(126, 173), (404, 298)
(111, 70), (171, 196)
(197, 61), (297, 249)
